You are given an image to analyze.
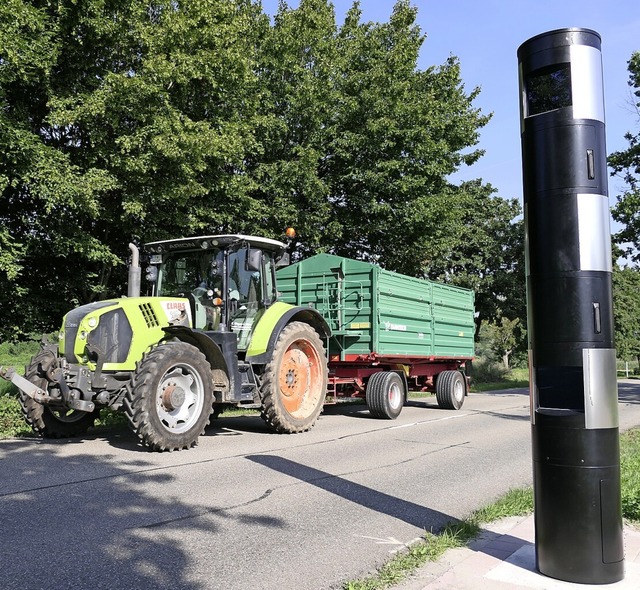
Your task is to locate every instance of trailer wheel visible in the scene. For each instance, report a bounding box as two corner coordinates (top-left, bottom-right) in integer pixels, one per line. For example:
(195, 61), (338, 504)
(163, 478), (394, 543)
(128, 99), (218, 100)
(366, 371), (405, 419)
(435, 370), (466, 410)
(124, 341), (214, 451)
(260, 322), (328, 433)
(20, 349), (99, 438)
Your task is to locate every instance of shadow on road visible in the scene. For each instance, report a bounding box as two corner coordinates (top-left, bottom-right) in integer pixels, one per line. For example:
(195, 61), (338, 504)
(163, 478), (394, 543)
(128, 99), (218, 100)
(246, 454), (455, 532)
(0, 440), (284, 590)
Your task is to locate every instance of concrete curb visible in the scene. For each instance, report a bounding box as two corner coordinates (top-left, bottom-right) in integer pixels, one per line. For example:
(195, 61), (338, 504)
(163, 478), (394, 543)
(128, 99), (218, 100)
(392, 514), (640, 589)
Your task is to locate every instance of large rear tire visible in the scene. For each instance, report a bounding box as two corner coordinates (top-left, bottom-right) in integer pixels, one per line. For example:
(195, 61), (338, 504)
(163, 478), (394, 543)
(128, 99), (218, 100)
(366, 371), (405, 419)
(20, 349), (99, 438)
(124, 341), (214, 451)
(435, 370), (466, 410)
(260, 322), (328, 433)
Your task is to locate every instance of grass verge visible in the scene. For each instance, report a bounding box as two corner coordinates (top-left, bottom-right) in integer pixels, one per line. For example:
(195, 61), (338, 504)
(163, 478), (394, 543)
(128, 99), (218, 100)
(470, 367), (529, 392)
(621, 427), (640, 521)
(343, 488), (534, 590)
(343, 429), (640, 590)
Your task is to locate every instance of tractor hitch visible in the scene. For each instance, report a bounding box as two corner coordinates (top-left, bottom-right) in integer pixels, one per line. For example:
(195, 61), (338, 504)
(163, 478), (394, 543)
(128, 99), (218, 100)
(0, 365), (95, 412)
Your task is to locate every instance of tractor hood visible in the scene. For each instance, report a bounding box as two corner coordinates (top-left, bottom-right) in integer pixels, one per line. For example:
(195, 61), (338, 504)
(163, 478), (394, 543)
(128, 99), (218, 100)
(59, 297), (192, 371)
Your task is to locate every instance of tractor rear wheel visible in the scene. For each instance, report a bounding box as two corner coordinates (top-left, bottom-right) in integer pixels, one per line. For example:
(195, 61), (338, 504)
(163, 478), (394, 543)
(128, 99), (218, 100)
(20, 349), (99, 438)
(260, 322), (328, 433)
(124, 341), (214, 451)
(366, 371), (405, 419)
(435, 370), (466, 410)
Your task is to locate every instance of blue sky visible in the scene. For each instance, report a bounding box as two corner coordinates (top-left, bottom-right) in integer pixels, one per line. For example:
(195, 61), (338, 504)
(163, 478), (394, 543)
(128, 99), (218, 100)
(261, 0), (639, 207)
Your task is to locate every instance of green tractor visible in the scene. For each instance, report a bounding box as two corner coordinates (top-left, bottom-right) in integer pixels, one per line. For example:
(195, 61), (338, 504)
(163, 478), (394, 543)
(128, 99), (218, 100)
(1, 233), (330, 451)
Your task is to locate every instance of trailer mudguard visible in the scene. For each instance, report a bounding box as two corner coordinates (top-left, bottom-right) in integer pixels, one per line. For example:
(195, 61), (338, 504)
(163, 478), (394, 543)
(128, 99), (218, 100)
(246, 302), (331, 365)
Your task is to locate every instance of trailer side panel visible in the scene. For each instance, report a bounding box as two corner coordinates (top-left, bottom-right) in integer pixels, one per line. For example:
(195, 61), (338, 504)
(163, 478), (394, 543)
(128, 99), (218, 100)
(277, 254), (474, 360)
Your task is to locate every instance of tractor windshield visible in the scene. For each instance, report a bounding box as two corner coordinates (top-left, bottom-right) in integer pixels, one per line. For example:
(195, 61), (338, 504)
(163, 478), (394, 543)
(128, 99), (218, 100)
(155, 245), (272, 341)
(157, 249), (225, 298)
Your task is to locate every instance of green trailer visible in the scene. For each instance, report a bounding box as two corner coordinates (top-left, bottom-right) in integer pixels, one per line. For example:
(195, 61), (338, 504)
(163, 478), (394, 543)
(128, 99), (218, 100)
(277, 254), (475, 418)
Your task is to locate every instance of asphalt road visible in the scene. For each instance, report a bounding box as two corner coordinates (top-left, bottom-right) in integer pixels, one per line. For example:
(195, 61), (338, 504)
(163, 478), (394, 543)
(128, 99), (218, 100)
(2, 381), (640, 590)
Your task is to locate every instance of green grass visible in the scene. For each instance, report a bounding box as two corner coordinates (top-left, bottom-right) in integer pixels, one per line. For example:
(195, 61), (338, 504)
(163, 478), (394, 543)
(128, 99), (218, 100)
(343, 524), (478, 590)
(0, 339), (42, 396)
(621, 428), (640, 521)
(470, 366), (529, 392)
(0, 340), (40, 366)
(0, 395), (33, 437)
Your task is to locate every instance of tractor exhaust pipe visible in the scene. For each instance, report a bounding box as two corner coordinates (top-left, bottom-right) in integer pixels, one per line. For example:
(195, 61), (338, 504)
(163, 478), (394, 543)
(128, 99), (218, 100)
(128, 243), (141, 298)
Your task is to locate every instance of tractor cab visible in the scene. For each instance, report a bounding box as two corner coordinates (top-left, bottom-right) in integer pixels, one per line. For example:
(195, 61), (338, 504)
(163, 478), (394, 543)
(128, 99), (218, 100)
(144, 235), (288, 349)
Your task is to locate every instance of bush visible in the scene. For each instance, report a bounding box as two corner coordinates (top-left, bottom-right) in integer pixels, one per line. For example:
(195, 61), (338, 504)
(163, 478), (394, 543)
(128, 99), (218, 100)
(0, 395), (32, 437)
(469, 358), (508, 384)
(0, 338), (42, 371)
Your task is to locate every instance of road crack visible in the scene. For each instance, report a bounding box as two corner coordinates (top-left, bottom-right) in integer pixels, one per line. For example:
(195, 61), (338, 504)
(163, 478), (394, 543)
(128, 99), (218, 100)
(132, 487), (276, 529)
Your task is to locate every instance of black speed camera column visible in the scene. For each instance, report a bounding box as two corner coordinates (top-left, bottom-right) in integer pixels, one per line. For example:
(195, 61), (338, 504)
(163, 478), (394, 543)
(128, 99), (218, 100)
(518, 29), (624, 584)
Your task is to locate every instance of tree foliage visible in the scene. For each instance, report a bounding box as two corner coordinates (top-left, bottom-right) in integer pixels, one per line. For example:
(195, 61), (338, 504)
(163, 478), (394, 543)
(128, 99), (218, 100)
(479, 316), (523, 370)
(613, 266), (640, 367)
(426, 180), (524, 336)
(0, 0), (519, 341)
(610, 51), (640, 261)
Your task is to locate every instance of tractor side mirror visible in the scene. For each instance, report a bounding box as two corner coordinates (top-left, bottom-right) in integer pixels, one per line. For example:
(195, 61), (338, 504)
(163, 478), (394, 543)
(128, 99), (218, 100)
(246, 249), (263, 272)
(275, 252), (290, 268)
(145, 266), (158, 283)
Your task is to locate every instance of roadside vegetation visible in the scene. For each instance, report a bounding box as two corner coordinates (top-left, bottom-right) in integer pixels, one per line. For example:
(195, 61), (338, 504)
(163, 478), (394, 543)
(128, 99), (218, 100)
(344, 488), (534, 590)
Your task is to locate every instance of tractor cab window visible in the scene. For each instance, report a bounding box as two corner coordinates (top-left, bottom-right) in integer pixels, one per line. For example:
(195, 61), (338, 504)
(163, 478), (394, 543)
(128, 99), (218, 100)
(228, 247), (263, 308)
(264, 255), (276, 303)
(154, 243), (276, 343)
(228, 247), (263, 348)
(157, 249), (225, 330)
(157, 250), (224, 297)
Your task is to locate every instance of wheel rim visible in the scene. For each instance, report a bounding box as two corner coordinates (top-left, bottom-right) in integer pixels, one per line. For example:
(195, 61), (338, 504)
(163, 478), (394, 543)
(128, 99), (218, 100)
(278, 339), (323, 418)
(388, 382), (403, 410)
(156, 362), (205, 433)
(453, 378), (465, 403)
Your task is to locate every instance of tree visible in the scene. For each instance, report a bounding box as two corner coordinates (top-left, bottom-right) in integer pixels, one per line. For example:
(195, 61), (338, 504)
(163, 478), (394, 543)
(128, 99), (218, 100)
(0, 0), (506, 340)
(323, 1), (491, 275)
(479, 316), (523, 370)
(612, 266), (640, 369)
(0, 0), (267, 339)
(427, 180), (525, 337)
(244, 0), (339, 249)
(610, 51), (640, 261)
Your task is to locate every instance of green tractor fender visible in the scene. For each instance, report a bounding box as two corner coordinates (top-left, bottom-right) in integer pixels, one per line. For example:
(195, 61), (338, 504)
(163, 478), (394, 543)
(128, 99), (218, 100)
(246, 302), (331, 366)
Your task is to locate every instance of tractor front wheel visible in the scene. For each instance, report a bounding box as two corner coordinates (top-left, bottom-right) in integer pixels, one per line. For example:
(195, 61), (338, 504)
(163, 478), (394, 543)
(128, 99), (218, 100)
(260, 322), (328, 433)
(124, 341), (214, 451)
(20, 349), (99, 438)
